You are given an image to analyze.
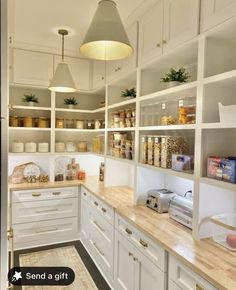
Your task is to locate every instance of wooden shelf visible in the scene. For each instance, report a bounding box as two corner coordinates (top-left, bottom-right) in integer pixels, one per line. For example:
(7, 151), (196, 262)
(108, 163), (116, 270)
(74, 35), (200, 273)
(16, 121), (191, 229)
(200, 177), (236, 191)
(9, 127), (51, 131)
(139, 124), (196, 131)
(138, 163), (195, 180)
(140, 81), (197, 102)
(10, 105), (51, 111)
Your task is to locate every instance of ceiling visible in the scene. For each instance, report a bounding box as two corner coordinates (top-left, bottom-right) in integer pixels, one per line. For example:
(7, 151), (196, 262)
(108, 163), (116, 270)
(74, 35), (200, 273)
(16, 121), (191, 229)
(9, 0), (145, 57)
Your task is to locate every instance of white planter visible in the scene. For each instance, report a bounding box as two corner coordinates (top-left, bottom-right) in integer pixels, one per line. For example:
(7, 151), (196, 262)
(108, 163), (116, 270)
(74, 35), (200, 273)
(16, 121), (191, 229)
(167, 81), (181, 88)
(67, 104), (75, 109)
(218, 102), (236, 126)
(28, 102), (36, 107)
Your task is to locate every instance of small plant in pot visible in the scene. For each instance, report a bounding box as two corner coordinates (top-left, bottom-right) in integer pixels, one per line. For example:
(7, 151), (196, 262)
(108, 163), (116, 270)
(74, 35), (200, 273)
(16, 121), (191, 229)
(121, 88), (136, 99)
(160, 67), (190, 88)
(22, 94), (39, 106)
(64, 97), (78, 109)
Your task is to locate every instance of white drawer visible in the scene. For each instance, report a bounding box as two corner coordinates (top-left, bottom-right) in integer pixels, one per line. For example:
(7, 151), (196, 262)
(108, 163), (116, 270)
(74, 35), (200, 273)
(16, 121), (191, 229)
(116, 214), (167, 272)
(89, 193), (114, 225)
(12, 187), (78, 203)
(169, 280), (181, 290)
(169, 255), (218, 290)
(81, 186), (91, 201)
(12, 197), (78, 224)
(13, 217), (78, 250)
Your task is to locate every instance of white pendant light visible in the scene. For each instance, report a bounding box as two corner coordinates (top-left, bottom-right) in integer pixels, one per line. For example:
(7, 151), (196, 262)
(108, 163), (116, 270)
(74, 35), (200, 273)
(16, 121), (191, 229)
(80, 0), (133, 61)
(49, 29), (76, 93)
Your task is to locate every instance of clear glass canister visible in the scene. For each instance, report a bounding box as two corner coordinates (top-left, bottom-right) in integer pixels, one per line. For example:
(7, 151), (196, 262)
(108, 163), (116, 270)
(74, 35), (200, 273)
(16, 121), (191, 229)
(10, 116), (18, 127)
(23, 116), (33, 127)
(56, 118), (64, 128)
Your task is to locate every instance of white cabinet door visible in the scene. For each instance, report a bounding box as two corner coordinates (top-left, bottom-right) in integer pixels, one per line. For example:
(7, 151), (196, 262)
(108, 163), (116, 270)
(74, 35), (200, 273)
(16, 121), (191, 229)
(114, 230), (135, 290)
(163, 0), (200, 52)
(134, 248), (166, 290)
(107, 22), (138, 82)
(92, 60), (105, 90)
(13, 49), (53, 87)
(168, 280), (181, 290)
(81, 196), (89, 242)
(201, 0), (236, 32)
(138, 0), (163, 66)
(54, 56), (90, 90)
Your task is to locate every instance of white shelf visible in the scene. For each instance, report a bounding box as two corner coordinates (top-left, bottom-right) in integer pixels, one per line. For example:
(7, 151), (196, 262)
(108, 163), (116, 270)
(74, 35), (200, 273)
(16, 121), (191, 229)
(10, 105), (51, 111)
(139, 124), (196, 131)
(107, 98), (136, 109)
(200, 177), (236, 192)
(55, 128), (105, 133)
(138, 163), (195, 180)
(9, 152), (52, 156)
(9, 127), (51, 131)
(140, 81), (197, 102)
(107, 127), (135, 132)
(203, 69), (236, 85)
(201, 123), (236, 129)
(106, 155), (135, 165)
(55, 107), (105, 114)
(9, 152), (105, 157)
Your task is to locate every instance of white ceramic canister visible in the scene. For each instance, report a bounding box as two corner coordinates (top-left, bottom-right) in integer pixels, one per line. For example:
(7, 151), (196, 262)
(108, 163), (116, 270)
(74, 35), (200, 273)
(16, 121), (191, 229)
(55, 142), (66, 152)
(38, 142), (49, 153)
(25, 142), (37, 153)
(76, 120), (84, 129)
(12, 141), (24, 153)
(66, 141), (76, 152)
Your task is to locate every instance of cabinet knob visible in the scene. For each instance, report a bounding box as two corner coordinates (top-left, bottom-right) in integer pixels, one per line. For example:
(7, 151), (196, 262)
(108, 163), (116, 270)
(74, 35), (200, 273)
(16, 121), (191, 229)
(129, 252), (133, 257)
(133, 257), (138, 262)
(52, 192), (61, 196)
(139, 239), (148, 248)
(196, 284), (204, 290)
(156, 43), (161, 47)
(163, 40), (167, 44)
(32, 193), (41, 197)
(101, 76), (105, 80)
(125, 228), (132, 235)
(94, 201), (99, 206)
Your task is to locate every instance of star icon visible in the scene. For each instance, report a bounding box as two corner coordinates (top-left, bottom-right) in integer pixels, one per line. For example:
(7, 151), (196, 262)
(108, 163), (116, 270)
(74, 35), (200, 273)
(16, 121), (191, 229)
(12, 271), (22, 282)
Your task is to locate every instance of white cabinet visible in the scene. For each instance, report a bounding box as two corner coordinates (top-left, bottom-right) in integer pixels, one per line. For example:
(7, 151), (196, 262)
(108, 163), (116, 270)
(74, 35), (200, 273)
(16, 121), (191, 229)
(80, 191), (89, 244)
(138, 0), (163, 66)
(92, 60), (105, 90)
(54, 55), (90, 91)
(169, 255), (218, 290)
(201, 0), (236, 32)
(12, 48), (53, 87)
(138, 0), (199, 65)
(163, 0), (200, 52)
(107, 22), (138, 83)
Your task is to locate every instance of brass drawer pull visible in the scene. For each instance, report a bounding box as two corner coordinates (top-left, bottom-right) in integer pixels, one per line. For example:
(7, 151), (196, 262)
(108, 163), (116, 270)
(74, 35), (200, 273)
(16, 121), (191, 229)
(196, 284), (204, 290)
(139, 239), (148, 248)
(125, 228), (132, 235)
(94, 201), (99, 206)
(133, 257), (138, 262)
(93, 220), (104, 232)
(101, 207), (107, 213)
(36, 208), (58, 213)
(93, 242), (104, 256)
(52, 192), (61, 196)
(32, 193), (41, 197)
(36, 227), (58, 233)
(129, 252), (133, 257)
(83, 192), (87, 196)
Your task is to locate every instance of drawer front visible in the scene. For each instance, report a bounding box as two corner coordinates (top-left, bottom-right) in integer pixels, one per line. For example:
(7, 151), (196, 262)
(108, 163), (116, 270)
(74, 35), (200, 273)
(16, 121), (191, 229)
(169, 255), (217, 290)
(13, 217), (78, 249)
(89, 193), (114, 225)
(12, 197), (78, 224)
(169, 280), (181, 290)
(12, 187), (78, 203)
(116, 214), (166, 272)
(81, 186), (91, 201)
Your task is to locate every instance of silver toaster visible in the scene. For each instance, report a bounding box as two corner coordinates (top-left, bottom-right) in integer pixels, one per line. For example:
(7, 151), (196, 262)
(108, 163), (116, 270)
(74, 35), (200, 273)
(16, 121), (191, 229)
(146, 189), (176, 213)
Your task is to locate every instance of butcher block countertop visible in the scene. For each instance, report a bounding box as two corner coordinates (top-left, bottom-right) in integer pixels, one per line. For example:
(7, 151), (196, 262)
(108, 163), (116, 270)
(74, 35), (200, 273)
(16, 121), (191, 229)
(9, 177), (236, 290)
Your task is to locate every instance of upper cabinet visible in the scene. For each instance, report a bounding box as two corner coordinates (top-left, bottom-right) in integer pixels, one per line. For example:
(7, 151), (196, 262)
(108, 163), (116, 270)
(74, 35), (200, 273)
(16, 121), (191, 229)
(138, 0), (163, 66)
(92, 60), (105, 90)
(201, 0), (236, 32)
(138, 0), (200, 66)
(107, 22), (138, 83)
(12, 49), (53, 87)
(163, 0), (200, 52)
(54, 55), (90, 91)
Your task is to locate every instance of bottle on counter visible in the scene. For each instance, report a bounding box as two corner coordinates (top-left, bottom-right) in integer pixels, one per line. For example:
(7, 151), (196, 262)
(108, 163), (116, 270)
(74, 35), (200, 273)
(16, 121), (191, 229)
(78, 169), (86, 180)
(99, 162), (105, 181)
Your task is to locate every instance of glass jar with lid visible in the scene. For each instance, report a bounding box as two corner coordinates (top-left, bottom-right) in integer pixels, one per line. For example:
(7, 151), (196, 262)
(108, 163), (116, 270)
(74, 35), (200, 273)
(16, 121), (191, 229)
(9, 116), (19, 127)
(23, 116), (33, 127)
(56, 118), (64, 128)
(38, 117), (49, 128)
(66, 119), (75, 129)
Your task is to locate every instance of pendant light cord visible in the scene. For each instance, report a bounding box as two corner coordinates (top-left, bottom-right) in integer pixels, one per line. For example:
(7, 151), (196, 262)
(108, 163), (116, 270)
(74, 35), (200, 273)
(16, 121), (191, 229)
(62, 33), (65, 62)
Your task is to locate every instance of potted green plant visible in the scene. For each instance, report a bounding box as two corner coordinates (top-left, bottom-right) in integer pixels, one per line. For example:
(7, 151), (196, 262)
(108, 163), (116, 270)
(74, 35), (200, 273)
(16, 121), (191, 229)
(160, 67), (190, 88)
(121, 88), (136, 99)
(64, 97), (78, 109)
(22, 94), (39, 106)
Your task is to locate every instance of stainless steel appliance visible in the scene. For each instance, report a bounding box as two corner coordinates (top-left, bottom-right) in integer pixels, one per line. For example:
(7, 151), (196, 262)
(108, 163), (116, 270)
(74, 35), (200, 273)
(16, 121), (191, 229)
(146, 189), (176, 213)
(169, 195), (193, 229)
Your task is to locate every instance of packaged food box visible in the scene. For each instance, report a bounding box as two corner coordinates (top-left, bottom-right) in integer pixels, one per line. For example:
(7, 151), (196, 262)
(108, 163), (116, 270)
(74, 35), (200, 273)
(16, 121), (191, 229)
(172, 154), (194, 173)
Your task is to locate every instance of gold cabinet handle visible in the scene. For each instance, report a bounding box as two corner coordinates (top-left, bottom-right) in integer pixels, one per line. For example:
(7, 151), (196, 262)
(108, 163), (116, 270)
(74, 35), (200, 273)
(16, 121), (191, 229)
(101, 207), (107, 213)
(83, 192), (87, 196)
(156, 43), (161, 47)
(129, 252), (133, 257)
(32, 193), (41, 197)
(36, 208), (58, 213)
(93, 220), (105, 232)
(163, 39), (167, 44)
(94, 201), (99, 206)
(7, 228), (13, 240)
(93, 242), (104, 256)
(133, 257), (138, 262)
(52, 192), (61, 196)
(125, 228), (132, 235)
(196, 284), (204, 290)
(139, 239), (148, 248)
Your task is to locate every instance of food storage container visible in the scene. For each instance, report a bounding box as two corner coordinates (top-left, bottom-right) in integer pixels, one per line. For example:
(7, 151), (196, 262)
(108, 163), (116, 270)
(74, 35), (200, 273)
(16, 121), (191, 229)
(94, 120), (101, 129)
(76, 120), (84, 129)
(78, 141), (87, 152)
(66, 119), (75, 129)
(172, 154), (194, 173)
(23, 116), (33, 127)
(12, 141), (24, 153)
(211, 214), (236, 251)
(38, 117), (49, 128)
(10, 116), (19, 127)
(55, 142), (65, 152)
(25, 142), (37, 153)
(154, 137), (162, 167)
(66, 141), (76, 152)
(56, 118), (64, 128)
(38, 142), (49, 153)
(147, 136), (154, 165)
(86, 120), (94, 129)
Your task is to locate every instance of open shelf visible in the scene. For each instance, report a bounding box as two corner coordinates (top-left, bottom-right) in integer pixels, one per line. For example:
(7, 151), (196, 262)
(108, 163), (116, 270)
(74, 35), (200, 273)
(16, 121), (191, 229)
(106, 155), (135, 165)
(107, 98), (136, 109)
(10, 105), (51, 111)
(55, 128), (105, 133)
(139, 124), (196, 131)
(107, 128), (135, 132)
(55, 107), (105, 113)
(138, 163), (194, 180)
(9, 127), (51, 131)
(200, 177), (236, 192)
